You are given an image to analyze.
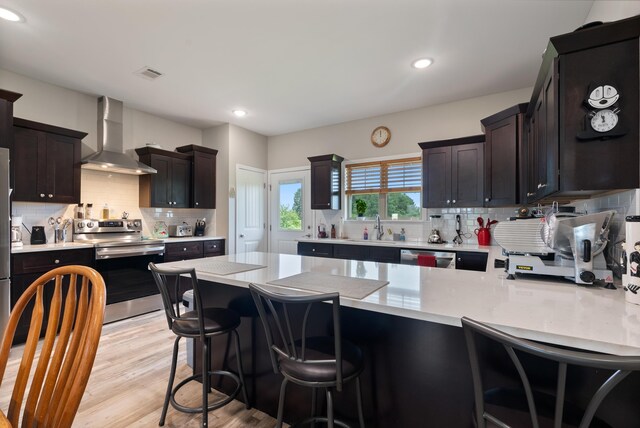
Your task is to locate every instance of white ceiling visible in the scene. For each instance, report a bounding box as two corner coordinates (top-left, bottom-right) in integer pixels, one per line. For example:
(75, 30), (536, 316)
(0, 0), (594, 136)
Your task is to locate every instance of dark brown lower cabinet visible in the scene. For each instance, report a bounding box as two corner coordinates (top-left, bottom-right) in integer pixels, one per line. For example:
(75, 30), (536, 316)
(297, 242), (334, 258)
(163, 239), (226, 301)
(10, 248), (94, 344)
(298, 242), (483, 270)
(455, 251), (488, 272)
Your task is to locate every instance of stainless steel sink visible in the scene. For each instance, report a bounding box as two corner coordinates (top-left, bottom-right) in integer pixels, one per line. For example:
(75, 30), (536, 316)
(346, 239), (398, 246)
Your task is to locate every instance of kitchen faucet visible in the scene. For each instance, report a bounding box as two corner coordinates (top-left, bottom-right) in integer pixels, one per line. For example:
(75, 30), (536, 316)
(374, 214), (384, 240)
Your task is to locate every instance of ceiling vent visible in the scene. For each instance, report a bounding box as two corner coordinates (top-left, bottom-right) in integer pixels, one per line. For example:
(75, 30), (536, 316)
(135, 66), (163, 81)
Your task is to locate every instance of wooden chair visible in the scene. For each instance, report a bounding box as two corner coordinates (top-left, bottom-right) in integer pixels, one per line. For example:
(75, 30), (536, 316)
(0, 265), (106, 428)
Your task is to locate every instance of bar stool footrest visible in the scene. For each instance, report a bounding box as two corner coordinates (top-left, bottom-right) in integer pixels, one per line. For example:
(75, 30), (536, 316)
(290, 416), (352, 428)
(170, 370), (243, 413)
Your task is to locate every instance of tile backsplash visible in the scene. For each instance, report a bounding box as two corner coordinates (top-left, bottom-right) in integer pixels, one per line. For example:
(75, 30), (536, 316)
(315, 189), (639, 247)
(11, 169), (217, 243)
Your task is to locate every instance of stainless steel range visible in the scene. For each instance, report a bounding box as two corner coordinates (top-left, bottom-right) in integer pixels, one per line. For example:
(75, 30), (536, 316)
(73, 219), (165, 323)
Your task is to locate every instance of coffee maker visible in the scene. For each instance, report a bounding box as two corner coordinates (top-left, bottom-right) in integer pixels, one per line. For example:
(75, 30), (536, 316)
(11, 216), (22, 248)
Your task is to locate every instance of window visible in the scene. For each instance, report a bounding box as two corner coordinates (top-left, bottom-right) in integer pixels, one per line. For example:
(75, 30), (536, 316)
(279, 180), (303, 230)
(345, 157), (422, 220)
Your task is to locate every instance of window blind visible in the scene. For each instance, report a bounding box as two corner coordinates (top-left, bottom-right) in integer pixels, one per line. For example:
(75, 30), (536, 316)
(345, 157), (421, 195)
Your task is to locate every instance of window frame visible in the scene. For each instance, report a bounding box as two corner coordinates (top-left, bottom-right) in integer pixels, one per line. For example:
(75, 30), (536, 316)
(344, 154), (423, 221)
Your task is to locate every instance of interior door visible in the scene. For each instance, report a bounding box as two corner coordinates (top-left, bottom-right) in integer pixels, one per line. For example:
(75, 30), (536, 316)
(269, 168), (312, 254)
(236, 167), (267, 253)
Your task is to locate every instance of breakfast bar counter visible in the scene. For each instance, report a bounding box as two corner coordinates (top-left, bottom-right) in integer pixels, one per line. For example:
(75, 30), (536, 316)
(161, 251), (640, 355)
(158, 252), (640, 427)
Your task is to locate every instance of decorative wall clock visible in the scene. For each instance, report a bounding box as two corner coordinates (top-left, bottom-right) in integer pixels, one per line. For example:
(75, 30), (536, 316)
(577, 82), (627, 140)
(371, 126), (391, 148)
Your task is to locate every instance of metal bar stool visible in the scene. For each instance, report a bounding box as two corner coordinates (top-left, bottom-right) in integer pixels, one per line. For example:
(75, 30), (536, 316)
(150, 263), (249, 427)
(461, 316), (640, 428)
(249, 283), (366, 428)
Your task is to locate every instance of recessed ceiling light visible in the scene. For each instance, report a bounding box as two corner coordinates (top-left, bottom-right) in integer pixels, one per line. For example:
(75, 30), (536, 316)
(232, 109), (247, 117)
(412, 58), (433, 69)
(0, 6), (24, 22)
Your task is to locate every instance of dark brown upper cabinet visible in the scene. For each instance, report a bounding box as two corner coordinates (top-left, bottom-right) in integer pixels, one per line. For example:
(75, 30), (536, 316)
(12, 118), (85, 204)
(308, 154), (343, 210)
(136, 147), (191, 208)
(480, 103), (527, 207)
(0, 89), (22, 151)
(176, 144), (218, 209)
(522, 15), (640, 202)
(419, 136), (484, 208)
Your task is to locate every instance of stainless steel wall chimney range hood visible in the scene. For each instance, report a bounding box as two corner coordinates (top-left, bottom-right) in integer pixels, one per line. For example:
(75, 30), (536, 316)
(81, 96), (156, 175)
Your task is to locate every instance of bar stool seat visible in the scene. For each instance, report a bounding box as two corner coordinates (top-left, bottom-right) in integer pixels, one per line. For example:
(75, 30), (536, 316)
(250, 283), (366, 428)
(150, 263), (249, 428)
(280, 337), (364, 383)
(172, 308), (240, 336)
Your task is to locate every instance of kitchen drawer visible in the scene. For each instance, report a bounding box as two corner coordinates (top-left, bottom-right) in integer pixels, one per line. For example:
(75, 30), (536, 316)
(12, 248), (95, 275)
(203, 239), (225, 256)
(297, 242), (333, 258)
(369, 246), (400, 264)
(333, 244), (369, 261)
(164, 241), (203, 260)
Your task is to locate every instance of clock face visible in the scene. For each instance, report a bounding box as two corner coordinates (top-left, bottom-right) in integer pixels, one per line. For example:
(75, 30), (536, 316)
(590, 109), (618, 133)
(371, 126), (391, 147)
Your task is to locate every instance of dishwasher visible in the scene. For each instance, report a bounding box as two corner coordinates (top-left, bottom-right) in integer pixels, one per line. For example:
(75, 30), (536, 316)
(400, 249), (456, 269)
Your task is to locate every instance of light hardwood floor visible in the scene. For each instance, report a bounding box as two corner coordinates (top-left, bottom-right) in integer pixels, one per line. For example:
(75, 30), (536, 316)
(0, 310), (282, 427)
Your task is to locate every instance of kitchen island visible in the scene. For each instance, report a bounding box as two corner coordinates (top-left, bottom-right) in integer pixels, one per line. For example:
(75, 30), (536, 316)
(158, 252), (640, 427)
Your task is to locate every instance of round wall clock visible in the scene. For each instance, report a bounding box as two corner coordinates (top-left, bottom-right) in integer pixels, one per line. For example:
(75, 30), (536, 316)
(371, 126), (391, 148)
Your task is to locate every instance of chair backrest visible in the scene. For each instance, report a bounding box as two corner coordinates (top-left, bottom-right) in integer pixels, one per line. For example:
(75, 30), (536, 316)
(148, 263), (206, 341)
(0, 265), (106, 428)
(461, 316), (640, 428)
(248, 283), (345, 390)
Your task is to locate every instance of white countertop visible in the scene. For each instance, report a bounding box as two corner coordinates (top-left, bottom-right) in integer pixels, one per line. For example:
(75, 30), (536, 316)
(11, 242), (95, 253)
(297, 237), (491, 252)
(11, 236), (226, 254)
(158, 251), (640, 356)
(162, 236), (226, 244)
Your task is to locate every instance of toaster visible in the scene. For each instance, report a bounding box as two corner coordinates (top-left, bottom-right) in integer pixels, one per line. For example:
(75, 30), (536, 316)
(168, 224), (193, 237)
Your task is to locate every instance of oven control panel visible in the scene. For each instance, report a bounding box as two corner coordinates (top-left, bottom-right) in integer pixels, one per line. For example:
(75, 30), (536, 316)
(73, 219), (143, 233)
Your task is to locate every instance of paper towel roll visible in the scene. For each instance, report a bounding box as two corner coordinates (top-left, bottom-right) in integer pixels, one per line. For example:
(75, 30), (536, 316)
(623, 216), (640, 305)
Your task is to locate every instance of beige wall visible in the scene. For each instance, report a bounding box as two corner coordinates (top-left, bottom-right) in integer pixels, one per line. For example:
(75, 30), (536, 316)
(0, 68), (202, 159)
(266, 87), (532, 169)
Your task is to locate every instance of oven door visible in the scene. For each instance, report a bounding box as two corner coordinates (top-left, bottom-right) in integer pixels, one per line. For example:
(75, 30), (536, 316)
(96, 253), (164, 305)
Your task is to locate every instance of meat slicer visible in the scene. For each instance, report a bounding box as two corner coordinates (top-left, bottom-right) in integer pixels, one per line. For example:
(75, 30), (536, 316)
(493, 210), (615, 286)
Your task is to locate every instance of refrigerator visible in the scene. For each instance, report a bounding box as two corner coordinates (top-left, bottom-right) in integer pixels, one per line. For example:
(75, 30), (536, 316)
(0, 148), (9, 334)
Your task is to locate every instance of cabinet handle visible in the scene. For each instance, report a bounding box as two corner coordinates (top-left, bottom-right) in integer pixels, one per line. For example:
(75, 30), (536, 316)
(312, 248), (316, 252)
(527, 192), (536, 197)
(452, 199), (456, 204)
(183, 248), (187, 251)
(40, 193), (45, 198)
(539, 183), (547, 188)
(537, 183), (542, 189)
(48, 194), (53, 198)
(54, 259), (60, 264)
(239, 234), (245, 238)
(195, 202), (199, 206)
(457, 258), (462, 262)
(485, 198), (490, 202)
(446, 200), (451, 204)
